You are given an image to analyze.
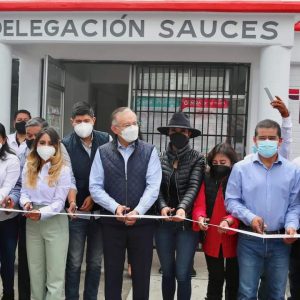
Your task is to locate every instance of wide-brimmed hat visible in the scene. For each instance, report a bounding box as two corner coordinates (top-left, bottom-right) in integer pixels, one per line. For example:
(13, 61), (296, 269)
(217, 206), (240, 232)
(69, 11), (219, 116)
(157, 112), (201, 138)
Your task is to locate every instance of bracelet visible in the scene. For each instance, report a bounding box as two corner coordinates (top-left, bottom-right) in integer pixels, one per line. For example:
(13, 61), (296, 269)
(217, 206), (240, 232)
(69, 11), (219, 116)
(223, 219), (231, 226)
(69, 201), (76, 205)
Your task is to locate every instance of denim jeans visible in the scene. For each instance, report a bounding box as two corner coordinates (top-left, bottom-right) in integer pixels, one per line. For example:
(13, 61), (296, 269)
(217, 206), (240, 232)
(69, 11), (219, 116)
(0, 216), (19, 299)
(237, 234), (290, 300)
(65, 217), (103, 300)
(155, 221), (198, 300)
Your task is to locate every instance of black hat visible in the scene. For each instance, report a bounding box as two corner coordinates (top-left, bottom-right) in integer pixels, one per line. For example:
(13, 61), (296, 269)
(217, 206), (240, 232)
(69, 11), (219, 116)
(157, 112), (201, 138)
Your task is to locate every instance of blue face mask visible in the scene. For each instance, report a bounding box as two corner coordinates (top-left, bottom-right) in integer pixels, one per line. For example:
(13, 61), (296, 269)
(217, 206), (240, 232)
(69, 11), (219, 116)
(252, 144), (258, 153)
(257, 140), (278, 158)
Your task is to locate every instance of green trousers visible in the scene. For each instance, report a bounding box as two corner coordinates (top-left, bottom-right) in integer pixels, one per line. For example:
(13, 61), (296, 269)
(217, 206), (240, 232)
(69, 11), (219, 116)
(26, 213), (69, 300)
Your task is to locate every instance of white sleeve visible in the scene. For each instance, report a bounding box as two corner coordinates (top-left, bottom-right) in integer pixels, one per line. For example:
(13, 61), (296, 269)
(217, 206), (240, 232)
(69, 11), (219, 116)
(0, 155), (20, 203)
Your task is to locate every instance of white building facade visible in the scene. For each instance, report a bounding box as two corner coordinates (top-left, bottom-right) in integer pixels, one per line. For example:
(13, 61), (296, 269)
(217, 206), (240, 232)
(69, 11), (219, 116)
(0, 0), (300, 158)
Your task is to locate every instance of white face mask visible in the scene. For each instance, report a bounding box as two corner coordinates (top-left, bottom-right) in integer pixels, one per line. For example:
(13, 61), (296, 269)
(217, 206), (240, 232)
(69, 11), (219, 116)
(121, 125), (139, 143)
(74, 122), (93, 138)
(37, 145), (56, 161)
(0, 143), (2, 150)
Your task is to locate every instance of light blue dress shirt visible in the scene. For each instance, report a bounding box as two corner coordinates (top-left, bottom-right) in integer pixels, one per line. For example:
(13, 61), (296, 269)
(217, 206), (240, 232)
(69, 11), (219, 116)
(89, 140), (162, 215)
(225, 153), (300, 231)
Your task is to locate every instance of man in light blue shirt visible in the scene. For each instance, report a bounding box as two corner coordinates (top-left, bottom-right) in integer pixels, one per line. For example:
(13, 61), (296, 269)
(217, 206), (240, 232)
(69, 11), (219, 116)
(89, 107), (162, 300)
(225, 119), (300, 300)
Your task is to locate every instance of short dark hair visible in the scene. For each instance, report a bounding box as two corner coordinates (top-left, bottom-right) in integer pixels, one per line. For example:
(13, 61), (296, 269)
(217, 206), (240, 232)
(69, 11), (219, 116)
(14, 109), (31, 120)
(71, 102), (94, 118)
(254, 119), (281, 138)
(207, 142), (238, 167)
(25, 117), (48, 129)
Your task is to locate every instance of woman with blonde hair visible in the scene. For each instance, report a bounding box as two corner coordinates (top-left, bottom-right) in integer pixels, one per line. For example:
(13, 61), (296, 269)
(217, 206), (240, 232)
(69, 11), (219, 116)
(20, 127), (71, 300)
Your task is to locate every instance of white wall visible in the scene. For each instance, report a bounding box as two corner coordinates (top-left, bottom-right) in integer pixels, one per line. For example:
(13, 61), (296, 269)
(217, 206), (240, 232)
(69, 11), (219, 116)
(12, 47), (41, 118)
(291, 32), (300, 63)
(289, 65), (300, 160)
(63, 64), (90, 135)
(10, 42), (262, 148)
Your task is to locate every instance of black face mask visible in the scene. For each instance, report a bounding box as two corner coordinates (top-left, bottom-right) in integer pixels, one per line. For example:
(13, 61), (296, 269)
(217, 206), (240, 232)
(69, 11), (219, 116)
(210, 165), (231, 180)
(170, 132), (189, 149)
(15, 121), (26, 134)
(26, 139), (34, 149)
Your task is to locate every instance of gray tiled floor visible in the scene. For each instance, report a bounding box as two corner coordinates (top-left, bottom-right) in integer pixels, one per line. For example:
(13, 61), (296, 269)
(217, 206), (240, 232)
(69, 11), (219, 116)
(1, 249), (208, 299)
(1, 248), (291, 299)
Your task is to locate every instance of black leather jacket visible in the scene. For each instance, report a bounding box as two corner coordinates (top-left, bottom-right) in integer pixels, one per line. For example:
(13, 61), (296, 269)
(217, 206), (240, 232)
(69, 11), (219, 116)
(157, 143), (205, 218)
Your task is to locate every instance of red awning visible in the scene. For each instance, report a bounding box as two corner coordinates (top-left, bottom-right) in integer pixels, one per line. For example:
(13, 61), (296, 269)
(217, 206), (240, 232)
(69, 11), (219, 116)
(1, 0), (300, 12)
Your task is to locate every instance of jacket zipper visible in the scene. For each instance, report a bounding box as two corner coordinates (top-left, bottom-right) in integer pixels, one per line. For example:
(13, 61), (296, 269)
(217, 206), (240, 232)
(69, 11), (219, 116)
(125, 171), (128, 210)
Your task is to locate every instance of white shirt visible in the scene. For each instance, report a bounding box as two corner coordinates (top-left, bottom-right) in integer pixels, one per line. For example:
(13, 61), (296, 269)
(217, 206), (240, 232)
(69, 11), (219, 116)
(0, 153), (20, 221)
(20, 163), (71, 220)
(7, 132), (27, 156)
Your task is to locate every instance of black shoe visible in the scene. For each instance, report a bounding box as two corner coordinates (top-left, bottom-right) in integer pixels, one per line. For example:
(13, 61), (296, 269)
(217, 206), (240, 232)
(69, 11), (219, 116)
(190, 267), (197, 277)
(1, 293), (14, 300)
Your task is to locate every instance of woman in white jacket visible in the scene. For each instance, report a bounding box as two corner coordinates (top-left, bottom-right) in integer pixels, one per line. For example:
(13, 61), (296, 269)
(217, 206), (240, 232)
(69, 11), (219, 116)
(0, 122), (20, 300)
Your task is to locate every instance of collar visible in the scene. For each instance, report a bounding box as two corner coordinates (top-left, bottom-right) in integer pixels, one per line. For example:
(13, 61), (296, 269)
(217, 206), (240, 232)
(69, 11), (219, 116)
(166, 142), (191, 160)
(40, 161), (51, 174)
(252, 152), (283, 165)
(79, 132), (94, 149)
(117, 139), (136, 150)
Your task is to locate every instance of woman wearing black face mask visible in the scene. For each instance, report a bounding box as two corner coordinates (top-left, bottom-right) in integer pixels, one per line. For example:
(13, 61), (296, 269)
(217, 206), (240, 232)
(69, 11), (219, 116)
(192, 143), (239, 300)
(156, 112), (205, 300)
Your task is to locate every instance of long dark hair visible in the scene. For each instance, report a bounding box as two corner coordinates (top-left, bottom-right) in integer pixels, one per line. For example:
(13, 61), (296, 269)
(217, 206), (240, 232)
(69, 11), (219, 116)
(207, 142), (238, 167)
(0, 123), (16, 160)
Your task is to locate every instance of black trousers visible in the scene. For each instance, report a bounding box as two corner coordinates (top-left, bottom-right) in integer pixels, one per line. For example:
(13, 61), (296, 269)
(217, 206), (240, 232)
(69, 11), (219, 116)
(288, 239), (300, 300)
(102, 221), (156, 300)
(205, 250), (239, 300)
(17, 216), (30, 300)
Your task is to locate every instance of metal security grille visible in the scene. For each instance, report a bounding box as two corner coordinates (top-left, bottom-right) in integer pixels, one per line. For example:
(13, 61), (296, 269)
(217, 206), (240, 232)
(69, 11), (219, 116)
(131, 63), (250, 159)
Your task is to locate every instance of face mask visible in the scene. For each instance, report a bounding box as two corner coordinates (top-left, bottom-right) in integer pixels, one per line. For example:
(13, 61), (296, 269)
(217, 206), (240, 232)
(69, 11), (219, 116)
(211, 165), (231, 180)
(170, 132), (189, 149)
(15, 121), (26, 134)
(0, 143), (2, 150)
(74, 122), (93, 138)
(121, 125), (139, 143)
(252, 144), (258, 154)
(257, 140), (278, 158)
(37, 145), (56, 161)
(26, 139), (34, 149)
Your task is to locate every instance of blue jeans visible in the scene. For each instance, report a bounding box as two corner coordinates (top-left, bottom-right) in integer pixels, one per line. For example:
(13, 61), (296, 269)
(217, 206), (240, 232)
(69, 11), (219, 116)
(237, 234), (290, 300)
(65, 217), (103, 300)
(155, 221), (198, 300)
(0, 216), (19, 298)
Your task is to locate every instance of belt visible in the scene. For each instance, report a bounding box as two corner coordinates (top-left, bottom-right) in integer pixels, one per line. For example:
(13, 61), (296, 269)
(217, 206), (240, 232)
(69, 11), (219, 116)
(264, 229), (285, 234)
(240, 224), (285, 234)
